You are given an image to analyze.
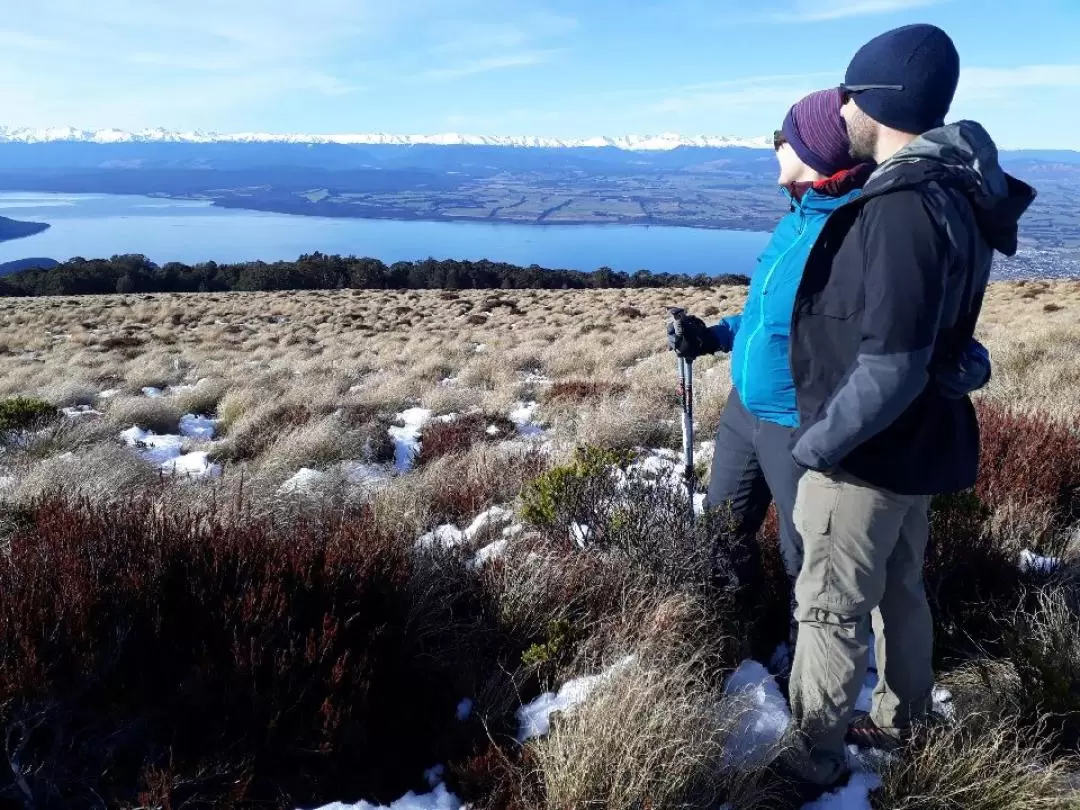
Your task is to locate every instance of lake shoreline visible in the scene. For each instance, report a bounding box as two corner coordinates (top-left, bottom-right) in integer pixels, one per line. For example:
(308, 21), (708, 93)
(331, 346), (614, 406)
(0, 191), (773, 275)
(205, 195), (780, 234)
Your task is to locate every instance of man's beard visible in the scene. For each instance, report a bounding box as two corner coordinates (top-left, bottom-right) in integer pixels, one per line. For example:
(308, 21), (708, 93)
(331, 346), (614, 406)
(845, 110), (877, 161)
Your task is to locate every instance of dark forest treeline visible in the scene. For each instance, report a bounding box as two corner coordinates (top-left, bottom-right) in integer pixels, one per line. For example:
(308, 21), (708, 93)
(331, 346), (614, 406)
(0, 253), (750, 297)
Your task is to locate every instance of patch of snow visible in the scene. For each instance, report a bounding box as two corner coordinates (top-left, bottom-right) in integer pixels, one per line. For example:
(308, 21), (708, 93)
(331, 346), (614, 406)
(120, 426), (184, 465)
(722, 660), (791, 767)
(510, 401), (544, 437)
(307, 783), (462, 810)
(279, 468), (328, 494)
(439, 376), (458, 387)
(179, 413), (218, 440)
(503, 523), (524, 538)
(161, 451), (221, 479)
(62, 405), (103, 417)
(693, 492), (707, 516)
(98, 388), (120, 399)
(470, 539), (508, 568)
(389, 407), (434, 472)
(516, 655), (636, 742)
(474, 343), (487, 353)
(1020, 549), (1061, 574)
(417, 524), (467, 550)
(141, 386), (164, 398)
(485, 424), (502, 436)
(570, 522), (592, 548)
(464, 505), (513, 540)
(341, 460), (392, 491)
(456, 699), (473, 721)
(806, 772), (882, 810)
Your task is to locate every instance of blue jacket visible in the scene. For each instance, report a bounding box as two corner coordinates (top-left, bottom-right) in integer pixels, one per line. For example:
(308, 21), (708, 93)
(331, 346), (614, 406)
(713, 179), (864, 428)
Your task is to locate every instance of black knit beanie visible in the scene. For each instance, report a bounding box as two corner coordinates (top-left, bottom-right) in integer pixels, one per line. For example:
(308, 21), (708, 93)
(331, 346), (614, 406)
(844, 24), (960, 133)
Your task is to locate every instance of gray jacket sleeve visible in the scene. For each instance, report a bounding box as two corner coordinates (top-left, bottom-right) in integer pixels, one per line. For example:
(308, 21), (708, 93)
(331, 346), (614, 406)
(792, 190), (952, 472)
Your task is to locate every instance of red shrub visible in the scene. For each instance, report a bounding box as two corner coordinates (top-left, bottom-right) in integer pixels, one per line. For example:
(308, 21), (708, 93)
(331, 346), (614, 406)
(416, 414), (517, 467)
(544, 380), (629, 405)
(0, 496), (510, 808)
(975, 400), (1080, 526)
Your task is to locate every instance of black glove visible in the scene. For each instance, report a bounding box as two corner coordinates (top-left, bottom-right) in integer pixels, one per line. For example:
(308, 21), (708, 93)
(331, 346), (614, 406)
(667, 314), (722, 360)
(935, 338), (992, 398)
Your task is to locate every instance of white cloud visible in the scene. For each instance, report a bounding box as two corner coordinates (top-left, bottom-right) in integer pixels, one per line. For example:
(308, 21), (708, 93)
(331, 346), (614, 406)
(433, 12), (577, 54)
(771, 0), (947, 22)
(649, 72), (838, 114)
(0, 0), (424, 128)
(958, 64), (1080, 98)
(421, 50), (562, 81)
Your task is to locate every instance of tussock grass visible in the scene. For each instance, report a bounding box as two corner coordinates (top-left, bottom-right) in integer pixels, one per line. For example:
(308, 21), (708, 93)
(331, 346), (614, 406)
(530, 627), (776, 810)
(8, 444), (157, 506)
(258, 414), (372, 480)
(104, 394), (183, 435)
(871, 714), (1079, 810)
(172, 377), (228, 415)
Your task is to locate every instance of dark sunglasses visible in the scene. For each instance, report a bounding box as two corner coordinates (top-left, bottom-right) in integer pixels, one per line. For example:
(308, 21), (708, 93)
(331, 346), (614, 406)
(773, 129), (787, 151)
(840, 82), (905, 104)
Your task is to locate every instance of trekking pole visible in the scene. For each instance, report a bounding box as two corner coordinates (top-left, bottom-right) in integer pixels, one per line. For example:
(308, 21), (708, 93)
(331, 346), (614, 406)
(669, 308), (697, 521)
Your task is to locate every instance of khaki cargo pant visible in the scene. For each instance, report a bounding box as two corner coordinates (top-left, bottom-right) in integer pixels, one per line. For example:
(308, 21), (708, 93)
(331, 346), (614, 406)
(786, 468), (934, 785)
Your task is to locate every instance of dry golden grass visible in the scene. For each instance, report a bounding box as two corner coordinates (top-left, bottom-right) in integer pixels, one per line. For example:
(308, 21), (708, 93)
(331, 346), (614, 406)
(0, 281), (1077, 510)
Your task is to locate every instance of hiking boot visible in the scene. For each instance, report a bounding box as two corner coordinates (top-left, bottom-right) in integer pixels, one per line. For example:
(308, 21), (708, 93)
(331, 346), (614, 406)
(845, 712), (905, 751)
(847, 709), (952, 751)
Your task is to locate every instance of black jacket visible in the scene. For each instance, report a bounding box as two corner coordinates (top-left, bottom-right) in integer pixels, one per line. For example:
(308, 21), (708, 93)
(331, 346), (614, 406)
(790, 121), (1036, 495)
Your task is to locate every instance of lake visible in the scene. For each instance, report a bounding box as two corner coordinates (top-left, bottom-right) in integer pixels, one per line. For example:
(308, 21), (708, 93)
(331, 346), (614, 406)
(0, 192), (771, 277)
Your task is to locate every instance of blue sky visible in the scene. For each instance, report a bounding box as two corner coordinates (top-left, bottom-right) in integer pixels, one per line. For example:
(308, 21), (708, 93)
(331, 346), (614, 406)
(1, 0), (1078, 148)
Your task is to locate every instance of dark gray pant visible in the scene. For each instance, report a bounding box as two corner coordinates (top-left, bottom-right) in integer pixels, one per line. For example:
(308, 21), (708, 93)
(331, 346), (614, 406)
(706, 389), (805, 590)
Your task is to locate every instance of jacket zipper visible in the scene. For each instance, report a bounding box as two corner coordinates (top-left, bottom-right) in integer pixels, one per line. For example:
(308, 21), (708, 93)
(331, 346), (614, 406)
(741, 194), (810, 392)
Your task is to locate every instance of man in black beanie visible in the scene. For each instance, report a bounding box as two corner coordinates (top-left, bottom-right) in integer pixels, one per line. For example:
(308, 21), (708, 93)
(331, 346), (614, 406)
(771, 23), (1038, 801)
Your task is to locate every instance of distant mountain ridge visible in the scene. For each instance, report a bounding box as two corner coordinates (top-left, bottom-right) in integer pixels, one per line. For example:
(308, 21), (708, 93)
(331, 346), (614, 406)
(0, 126), (772, 151)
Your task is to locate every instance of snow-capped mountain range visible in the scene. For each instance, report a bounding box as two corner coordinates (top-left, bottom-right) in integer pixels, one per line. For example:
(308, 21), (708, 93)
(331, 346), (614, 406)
(0, 126), (771, 152)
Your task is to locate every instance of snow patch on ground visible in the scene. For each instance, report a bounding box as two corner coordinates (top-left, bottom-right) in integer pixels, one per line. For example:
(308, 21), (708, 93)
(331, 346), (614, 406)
(141, 386), (165, 398)
(722, 660), (790, 767)
(120, 426), (220, 479)
(98, 388), (120, 399)
(807, 772), (883, 810)
(509, 401), (544, 437)
(63, 404), (103, 418)
(179, 414), (219, 440)
(389, 408), (433, 472)
(279, 468), (328, 494)
(120, 427), (184, 465)
(417, 506), (517, 554)
(307, 783), (462, 810)
(1020, 549), (1061, 574)
(516, 655), (636, 742)
(471, 539), (508, 568)
(161, 451), (221, 479)
(417, 524), (467, 550)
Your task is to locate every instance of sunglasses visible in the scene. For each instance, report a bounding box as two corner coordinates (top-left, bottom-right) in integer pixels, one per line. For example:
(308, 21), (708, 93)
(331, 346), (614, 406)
(773, 129), (787, 151)
(840, 82), (905, 104)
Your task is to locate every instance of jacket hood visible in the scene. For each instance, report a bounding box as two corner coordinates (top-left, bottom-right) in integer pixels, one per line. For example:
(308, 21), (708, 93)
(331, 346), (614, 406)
(866, 121), (1037, 256)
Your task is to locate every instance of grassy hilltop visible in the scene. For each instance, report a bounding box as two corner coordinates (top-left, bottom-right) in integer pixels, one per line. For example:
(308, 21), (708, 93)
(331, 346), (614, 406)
(0, 280), (1077, 809)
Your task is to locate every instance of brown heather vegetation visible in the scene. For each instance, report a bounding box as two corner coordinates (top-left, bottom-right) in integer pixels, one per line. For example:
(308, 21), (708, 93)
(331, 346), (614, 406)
(0, 280), (1076, 808)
